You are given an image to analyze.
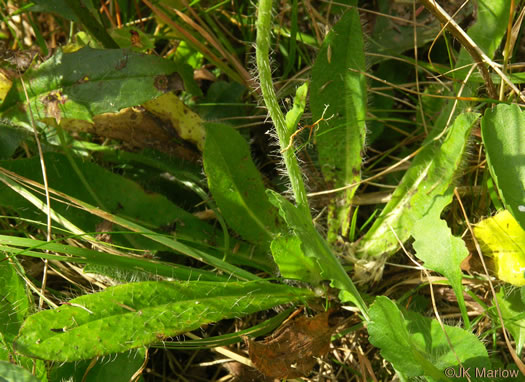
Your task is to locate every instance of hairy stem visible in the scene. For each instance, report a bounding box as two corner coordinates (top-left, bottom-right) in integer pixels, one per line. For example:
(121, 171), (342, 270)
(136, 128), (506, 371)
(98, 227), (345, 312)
(255, 0), (311, 218)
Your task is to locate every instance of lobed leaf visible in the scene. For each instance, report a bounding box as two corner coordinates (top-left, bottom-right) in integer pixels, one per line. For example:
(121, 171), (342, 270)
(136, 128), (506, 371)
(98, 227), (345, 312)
(481, 104), (525, 230)
(354, 112), (479, 264)
(270, 234), (320, 285)
(310, 8), (367, 240)
(267, 190), (368, 318)
(368, 296), (490, 380)
(14, 281), (315, 361)
(412, 196), (471, 326)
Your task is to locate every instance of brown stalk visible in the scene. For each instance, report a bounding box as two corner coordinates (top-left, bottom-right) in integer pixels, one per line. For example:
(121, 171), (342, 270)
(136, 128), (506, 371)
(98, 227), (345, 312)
(421, 0), (525, 103)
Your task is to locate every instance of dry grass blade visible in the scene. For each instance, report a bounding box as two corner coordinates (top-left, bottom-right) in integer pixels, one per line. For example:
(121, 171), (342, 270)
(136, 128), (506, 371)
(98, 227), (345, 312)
(420, 0), (525, 103)
(142, 0), (249, 88)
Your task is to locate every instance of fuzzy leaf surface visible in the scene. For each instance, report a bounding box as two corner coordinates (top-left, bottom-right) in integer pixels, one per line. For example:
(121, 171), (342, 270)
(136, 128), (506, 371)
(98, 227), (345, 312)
(481, 104), (525, 230)
(368, 296), (490, 380)
(310, 8), (367, 240)
(49, 348), (146, 382)
(356, 112), (479, 260)
(0, 47), (191, 124)
(267, 190), (368, 318)
(204, 123), (279, 244)
(15, 281), (314, 361)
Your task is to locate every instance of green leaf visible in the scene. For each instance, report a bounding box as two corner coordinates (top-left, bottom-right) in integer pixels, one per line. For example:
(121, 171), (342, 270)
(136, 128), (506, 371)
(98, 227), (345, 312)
(481, 104), (525, 230)
(0, 361), (40, 382)
(0, 152), (216, 248)
(15, 281), (314, 361)
(368, 296), (490, 380)
(0, 261), (29, 345)
(355, 112), (479, 263)
(454, 0), (511, 80)
(285, 82), (308, 135)
(267, 190), (368, 319)
(29, 0), (98, 24)
(474, 210), (525, 286)
(412, 197), (471, 326)
(310, 8), (367, 240)
(0, 47), (188, 124)
(496, 288), (525, 356)
(0, 157), (258, 281)
(270, 234), (321, 285)
(204, 123), (279, 244)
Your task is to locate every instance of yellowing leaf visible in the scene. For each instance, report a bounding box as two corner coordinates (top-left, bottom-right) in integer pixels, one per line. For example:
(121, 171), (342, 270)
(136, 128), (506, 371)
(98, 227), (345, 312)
(143, 92), (205, 151)
(474, 210), (525, 286)
(0, 71), (12, 103)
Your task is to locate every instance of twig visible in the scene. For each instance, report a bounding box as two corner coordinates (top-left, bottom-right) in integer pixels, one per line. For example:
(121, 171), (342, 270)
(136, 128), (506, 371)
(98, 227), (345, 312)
(420, 0), (525, 103)
(281, 104), (333, 153)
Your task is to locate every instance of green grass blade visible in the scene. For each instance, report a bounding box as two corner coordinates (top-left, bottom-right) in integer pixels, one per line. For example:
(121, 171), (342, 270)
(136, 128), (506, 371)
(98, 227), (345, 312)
(310, 8), (367, 241)
(14, 281), (315, 361)
(0, 235), (225, 281)
(0, 165), (258, 280)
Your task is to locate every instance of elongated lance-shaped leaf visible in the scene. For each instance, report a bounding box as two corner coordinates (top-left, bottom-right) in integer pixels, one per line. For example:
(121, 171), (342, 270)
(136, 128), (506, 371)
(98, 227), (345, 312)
(0, 47), (193, 124)
(411, 195), (471, 328)
(267, 190), (368, 320)
(204, 123), (280, 245)
(481, 104), (525, 230)
(0, 167), (258, 281)
(14, 281), (315, 361)
(368, 297), (489, 380)
(354, 112), (479, 267)
(310, 8), (367, 241)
